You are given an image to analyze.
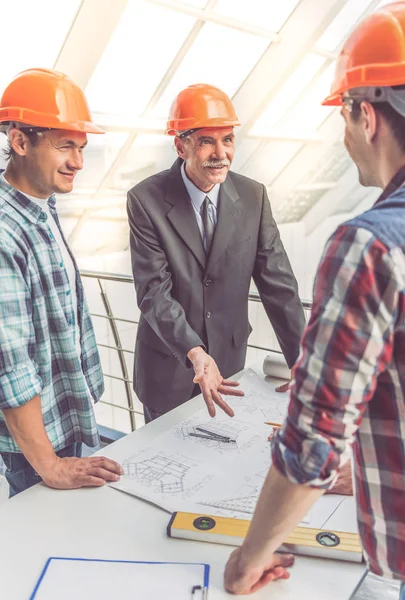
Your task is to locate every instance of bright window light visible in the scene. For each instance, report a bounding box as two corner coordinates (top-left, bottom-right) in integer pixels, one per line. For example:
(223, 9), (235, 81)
(85, 0), (195, 116)
(214, 0), (300, 32)
(316, 0), (373, 52)
(244, 141), (303, 186)
(116, 134), (173, 190)
(249, 54), (326, 136)
(231, 139), (262, 173)
(73, 132), (129, 191)
(276, 62), (337, 133)
(0, 0), (82, 94)
(152, 22), (269, 118)
(171, 0), (209, 6)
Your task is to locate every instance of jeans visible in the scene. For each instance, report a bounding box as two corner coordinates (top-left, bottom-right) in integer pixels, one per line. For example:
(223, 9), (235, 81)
(400, 583), (405, 599)
(0, 442), (82, 497)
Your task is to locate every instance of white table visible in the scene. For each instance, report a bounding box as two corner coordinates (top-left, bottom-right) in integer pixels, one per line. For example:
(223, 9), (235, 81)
(0, 368), (366, 599)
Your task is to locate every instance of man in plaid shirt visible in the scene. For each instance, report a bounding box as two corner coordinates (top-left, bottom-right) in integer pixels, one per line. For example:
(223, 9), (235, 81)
(225, 3), (405, 596)
(0, 69), (122, 496)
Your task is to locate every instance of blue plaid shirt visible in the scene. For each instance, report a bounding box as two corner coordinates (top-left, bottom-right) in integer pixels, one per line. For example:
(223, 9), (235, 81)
(0, 175), (103, 453)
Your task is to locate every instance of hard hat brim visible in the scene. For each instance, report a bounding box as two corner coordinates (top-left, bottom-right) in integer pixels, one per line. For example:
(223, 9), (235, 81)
(321, 93), (343, 107)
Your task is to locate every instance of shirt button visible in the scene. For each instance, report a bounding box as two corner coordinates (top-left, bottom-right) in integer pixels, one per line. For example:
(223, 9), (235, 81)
(66, 290), (71, 296)
(206, 311), (212, 319)
(205, 279), (213, 287)
(68, 318), (73, 325)
(39, 212), (47, 222)
(60, 262), (64, 268)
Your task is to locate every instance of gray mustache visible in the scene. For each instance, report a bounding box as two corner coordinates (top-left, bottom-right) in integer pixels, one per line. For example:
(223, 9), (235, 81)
(202, 159), (231, 168)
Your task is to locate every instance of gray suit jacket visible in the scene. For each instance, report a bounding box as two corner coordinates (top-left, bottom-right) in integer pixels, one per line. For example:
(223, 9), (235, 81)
(127, 159), (305, 411)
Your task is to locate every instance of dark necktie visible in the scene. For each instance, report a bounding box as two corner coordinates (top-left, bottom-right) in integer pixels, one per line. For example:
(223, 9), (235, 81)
(201, 196), (215, 254)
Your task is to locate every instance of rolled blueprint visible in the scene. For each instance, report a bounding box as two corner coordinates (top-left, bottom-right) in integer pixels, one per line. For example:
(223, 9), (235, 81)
(263, 353), (290, 380)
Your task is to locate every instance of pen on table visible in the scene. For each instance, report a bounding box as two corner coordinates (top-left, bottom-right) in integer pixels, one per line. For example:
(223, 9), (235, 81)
(196, 427), (232, 441)
(188, 432), (236, 443)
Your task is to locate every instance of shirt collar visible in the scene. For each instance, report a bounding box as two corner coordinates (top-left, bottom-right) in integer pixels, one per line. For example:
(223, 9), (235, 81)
(0, 171), (56, 223)
(375, 164), (405, 205)
(180, 161), (220, 212)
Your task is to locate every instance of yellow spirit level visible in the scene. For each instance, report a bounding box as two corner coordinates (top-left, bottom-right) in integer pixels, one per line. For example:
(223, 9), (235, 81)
(167, 512), (363, 563)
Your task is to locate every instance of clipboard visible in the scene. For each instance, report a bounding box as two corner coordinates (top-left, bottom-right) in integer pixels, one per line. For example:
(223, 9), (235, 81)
(30, 557), (210, 599)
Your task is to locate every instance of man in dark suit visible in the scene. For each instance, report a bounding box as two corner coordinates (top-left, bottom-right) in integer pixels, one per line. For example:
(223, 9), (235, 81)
(127, 84), (305, 423)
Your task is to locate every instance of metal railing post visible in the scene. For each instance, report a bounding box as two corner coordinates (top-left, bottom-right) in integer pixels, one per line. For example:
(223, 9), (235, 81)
(80, 270), (312, 435)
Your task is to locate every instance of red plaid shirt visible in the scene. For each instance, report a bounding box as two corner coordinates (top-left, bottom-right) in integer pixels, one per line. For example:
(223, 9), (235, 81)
(273, 171), (405, 580)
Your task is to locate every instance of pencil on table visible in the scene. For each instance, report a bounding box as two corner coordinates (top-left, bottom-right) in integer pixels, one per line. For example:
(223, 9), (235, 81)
(264, 421), (282, 427)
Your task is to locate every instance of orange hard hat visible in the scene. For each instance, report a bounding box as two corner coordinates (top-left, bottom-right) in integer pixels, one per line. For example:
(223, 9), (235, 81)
(322, 2), (405, 106)
(166, 84), (240, 136)
(0, 68), (103, 134)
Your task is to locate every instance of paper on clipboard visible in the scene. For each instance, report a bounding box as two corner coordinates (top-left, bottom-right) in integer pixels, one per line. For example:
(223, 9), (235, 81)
(30, 557), (209, 600)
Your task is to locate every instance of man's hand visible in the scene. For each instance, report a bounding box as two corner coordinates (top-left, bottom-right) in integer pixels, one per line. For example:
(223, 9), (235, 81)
(224, 546), (295, 595)
(275, 365), (296, 393)
(187, 347), (244, 417)
(40, 456), (124, 490)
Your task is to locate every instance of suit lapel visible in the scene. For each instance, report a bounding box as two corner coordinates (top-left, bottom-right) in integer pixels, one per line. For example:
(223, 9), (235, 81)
(165, 159), (206, 269)
(207, 174), (240, 269)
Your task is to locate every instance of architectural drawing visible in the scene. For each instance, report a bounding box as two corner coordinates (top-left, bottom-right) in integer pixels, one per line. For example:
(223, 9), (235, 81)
(199, 465), (270, 516)
(109, 367), (348, 530)
(123, 454), (192, 494)
(228, 369), (290, 425)
(173, 419), (249, 453)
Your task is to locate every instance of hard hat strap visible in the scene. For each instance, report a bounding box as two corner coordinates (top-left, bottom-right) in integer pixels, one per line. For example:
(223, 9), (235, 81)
(177, 128), (200, 138)
(344, 86), (405, 117)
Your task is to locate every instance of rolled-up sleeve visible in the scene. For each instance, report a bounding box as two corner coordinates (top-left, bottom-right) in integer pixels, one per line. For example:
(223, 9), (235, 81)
(0, 240), (42, 409)
(272, 225), (398, 488)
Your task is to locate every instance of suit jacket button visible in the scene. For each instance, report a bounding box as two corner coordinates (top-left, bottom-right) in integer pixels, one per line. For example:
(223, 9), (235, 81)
(206, 311), (212, 318)
(205, 279), (213, 286)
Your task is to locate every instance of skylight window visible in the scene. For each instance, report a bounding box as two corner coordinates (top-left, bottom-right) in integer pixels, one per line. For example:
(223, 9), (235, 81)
(0, 0), (82, 93)
(214, 0), (300, 32)
(316, 0), (374, 52)
(152, 22), (269, 118)
(85, 0), (195, 116)
(249, 54), (326, 136)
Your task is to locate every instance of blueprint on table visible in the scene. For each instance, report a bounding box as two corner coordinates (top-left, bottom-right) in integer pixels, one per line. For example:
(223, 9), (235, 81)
(109, 369), (346, 528)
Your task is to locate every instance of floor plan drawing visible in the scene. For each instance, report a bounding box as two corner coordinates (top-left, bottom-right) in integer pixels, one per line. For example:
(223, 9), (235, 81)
(123, 454), (192, 494)
(112, 442), (219, 512)
(109, 366), (353, 532)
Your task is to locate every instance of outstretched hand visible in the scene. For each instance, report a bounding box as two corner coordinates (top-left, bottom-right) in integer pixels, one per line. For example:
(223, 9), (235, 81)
(187, 347), (244, 417)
